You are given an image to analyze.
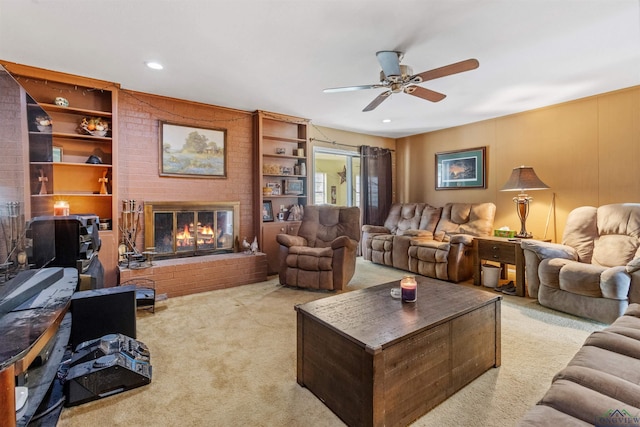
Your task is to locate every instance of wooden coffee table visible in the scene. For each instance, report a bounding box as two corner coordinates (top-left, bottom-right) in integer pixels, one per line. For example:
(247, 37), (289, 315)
(295, 277), (501, 427)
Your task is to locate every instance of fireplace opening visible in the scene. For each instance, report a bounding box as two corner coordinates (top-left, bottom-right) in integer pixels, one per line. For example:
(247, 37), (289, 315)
(144, 201), (239, 259)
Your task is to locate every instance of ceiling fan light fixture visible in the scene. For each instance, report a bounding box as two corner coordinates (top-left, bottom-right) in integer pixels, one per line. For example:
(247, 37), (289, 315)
(325, 52), (479, 112)
(380, 65), (413, 84)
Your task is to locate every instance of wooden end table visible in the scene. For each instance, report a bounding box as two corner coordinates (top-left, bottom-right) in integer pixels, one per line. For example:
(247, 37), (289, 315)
(473, 236), (549, 297)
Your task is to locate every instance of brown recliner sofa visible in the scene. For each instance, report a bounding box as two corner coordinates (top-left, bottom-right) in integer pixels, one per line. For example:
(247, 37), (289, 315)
(522, 203), (640, 324)
(519, 303), (640, 426)
(276, 205), (360, 291)
(362, 202), (496, 282)
(408, 202), (496, 282)
(361, 203), (442, 271)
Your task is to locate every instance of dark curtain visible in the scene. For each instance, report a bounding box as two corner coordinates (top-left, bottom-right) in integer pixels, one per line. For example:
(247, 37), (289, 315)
(360, 146), (392, 226)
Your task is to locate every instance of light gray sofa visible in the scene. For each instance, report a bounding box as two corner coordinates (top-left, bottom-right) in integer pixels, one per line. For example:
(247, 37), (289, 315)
(362, 202), (496, 282)
(519, 303), (640, 426)
(521, 203), (640, 324)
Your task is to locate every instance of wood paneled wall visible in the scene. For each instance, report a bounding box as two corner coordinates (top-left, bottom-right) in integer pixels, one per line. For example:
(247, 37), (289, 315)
(396, 86), (640, 242)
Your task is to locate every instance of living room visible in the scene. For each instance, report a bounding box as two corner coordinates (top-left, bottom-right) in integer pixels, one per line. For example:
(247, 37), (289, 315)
(1, 1), (640, 426)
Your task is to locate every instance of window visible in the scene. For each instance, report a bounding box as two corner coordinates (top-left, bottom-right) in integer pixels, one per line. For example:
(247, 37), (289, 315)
(313, 147), (360, 207)
(314, 172), (326, 204)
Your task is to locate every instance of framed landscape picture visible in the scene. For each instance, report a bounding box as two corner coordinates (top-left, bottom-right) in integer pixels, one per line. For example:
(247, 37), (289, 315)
(160, 121), (227, 178)
(435, 146), (486, 190)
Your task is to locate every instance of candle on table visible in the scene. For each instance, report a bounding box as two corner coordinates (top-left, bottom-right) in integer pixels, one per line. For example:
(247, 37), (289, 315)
(400, 275), (417, 302)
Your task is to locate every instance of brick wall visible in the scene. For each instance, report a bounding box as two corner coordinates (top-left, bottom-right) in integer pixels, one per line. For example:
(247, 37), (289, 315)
(117, 89), (256, 251)
(119, 252), (268, 298)
(116, 90), (264, 295)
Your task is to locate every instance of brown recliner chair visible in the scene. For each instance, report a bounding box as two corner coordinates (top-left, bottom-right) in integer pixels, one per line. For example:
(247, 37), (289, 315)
(521, 203), (640, 323)
(276, 205), (361, 291)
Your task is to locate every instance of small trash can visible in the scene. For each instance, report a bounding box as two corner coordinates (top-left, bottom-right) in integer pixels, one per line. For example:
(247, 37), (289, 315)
(482, 264), (501, 288)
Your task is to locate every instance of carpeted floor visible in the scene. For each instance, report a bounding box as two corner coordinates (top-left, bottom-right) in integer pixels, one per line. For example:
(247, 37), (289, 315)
(57, 258), (605, 426)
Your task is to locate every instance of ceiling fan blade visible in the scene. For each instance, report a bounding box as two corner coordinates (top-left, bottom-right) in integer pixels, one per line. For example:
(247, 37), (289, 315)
(404, 85), (447, 102)
(376, 51), (402, 79)
(323, 84), (384, 93)
(411, 58), (479, 83)
(363, 90), (392, 112)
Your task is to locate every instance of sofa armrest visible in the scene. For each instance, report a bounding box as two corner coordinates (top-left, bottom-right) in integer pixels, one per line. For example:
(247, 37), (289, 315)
(626, 257), (640, 274)
(409, 237), (450, 250)
(448, 234), (474, 246)
(362, 225), (389, 234)
(522, 240), (576, 299)
(331, 236), (358, 251)
(402, 229), (434, 238)
(276, 234), (307, 248)
(521, 240), (578, 261)
(600, 266), (631, 300)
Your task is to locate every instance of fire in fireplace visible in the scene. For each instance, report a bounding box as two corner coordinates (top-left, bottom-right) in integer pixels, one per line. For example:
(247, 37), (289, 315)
(143, 201), (239, 259)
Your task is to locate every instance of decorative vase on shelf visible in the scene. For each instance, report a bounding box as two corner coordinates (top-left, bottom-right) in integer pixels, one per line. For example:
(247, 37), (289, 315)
(300, 162), (306, 176)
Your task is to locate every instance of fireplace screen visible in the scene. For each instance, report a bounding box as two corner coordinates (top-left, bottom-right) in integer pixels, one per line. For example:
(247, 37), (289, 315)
(144, 202), (239, 258)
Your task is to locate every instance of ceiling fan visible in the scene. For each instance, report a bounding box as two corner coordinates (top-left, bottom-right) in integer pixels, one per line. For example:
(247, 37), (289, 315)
(323, 51), (479, 112)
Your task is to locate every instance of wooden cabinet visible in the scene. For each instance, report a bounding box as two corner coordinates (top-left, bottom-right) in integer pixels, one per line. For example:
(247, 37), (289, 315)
(254, 111), (309, 274)
(261, 221), (301, 274)
(2, 62), (120, 284)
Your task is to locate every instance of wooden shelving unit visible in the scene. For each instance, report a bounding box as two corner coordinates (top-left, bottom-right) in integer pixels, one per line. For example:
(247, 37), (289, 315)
(2, 61), (120, 284)
(254, 110), (310, 274)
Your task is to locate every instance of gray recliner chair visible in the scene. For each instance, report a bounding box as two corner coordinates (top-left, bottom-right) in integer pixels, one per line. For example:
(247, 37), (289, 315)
(521, 203), (640, 323)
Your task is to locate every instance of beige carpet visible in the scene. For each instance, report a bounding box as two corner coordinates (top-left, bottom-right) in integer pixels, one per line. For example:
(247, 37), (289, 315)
(58, 259), (605, 427)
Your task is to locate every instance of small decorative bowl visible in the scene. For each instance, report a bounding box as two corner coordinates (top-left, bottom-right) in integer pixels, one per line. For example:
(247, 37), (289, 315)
(54, 97), (69, 107)
(36, 125), (52, 133)
(89, 130), (107, 137)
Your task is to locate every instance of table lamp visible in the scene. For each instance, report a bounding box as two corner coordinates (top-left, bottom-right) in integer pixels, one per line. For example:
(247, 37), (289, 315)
(500, 166), (549, 238)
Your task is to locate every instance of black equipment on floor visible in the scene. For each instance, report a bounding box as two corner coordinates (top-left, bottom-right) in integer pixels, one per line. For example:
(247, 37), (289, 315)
(69, 285), (137, 349)
(26, 214), (104, 288)
(64, 333), (152, 407)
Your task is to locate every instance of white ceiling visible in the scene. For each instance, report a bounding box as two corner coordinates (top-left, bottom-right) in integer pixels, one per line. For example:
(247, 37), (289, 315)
(1, 0), (639, 138)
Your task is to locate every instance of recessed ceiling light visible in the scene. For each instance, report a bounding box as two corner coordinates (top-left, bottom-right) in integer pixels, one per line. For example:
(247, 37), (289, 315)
(145, 61), (164, 70)
(382, 119), (391, 123)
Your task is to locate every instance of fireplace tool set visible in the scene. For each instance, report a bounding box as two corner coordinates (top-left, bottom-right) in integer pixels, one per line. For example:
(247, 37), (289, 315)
(0, 202), (27, 282)
(119, 200), (156, 269)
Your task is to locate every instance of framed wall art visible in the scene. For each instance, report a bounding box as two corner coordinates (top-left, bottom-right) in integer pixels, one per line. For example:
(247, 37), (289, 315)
(284, 179), (304, 195)
(262, 200), (274, 222)
(160, 121), (227, 178)
(266, 181), (281, 195)
(435, 146), (486, 190)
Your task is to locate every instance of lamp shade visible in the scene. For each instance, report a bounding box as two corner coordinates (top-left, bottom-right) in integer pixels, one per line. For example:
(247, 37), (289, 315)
(500, 166), (549, 192)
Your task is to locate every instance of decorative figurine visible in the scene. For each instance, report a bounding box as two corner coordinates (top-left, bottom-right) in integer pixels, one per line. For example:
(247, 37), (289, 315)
(242, 237), (251, 254)
(99, 169), (109, 194)
(38, 169), (48, 195)
(250, 236), (259, 254)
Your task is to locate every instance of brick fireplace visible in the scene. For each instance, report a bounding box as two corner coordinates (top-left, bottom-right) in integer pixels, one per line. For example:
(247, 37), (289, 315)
(120, 201), (267, 298)
(143, 201), (239, 259)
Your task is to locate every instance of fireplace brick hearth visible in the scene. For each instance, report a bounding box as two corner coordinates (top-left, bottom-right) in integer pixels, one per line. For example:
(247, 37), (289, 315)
(119, 252), (268, 298)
